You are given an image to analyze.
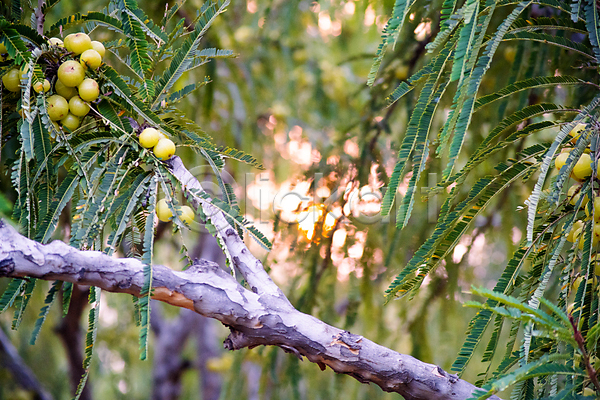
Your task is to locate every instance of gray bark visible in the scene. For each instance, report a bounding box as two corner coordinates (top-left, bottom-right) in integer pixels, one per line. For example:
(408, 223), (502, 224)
(0, 219), (500, 400)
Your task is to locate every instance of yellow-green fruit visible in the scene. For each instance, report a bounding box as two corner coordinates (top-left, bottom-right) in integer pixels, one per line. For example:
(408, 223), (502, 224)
(57, 60), (85, 87)
(555, 151), (570, 171)
(139, 127), (160, 148)
(156, 199), (173, 222)
(594, 254), (600, 275)
(80, 49), (102, 69)
(0, 43), (6, 54)
(47, 94), (69, 121)
(2, 69), (20, 92)
(68, 96), (90, 117)
(585, 197), (600, 222)
(395, 65), (409, 80)
(33, 79), (51, 93)
(567, 220), (585, 242)
(55, 79), (77, 99)
(60, 113), (80, 131)
(572, 153), (593, 181)
(90, 41), (105, 58)
(583, 388), (596, 397)
(572, 276), (583, 294)
(567, 184), (588, 206)
(179, 205), (195, 226)
(504, 46), (516, 63)
(77, 78), (99, 102)
(65, 32), (92, 55)
(48, 37), (64, 47)
(569, 123), (587, 140)
(153, 138), (176, 160)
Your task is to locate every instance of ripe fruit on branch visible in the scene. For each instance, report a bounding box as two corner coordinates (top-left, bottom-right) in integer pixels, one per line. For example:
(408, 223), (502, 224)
(33, 79), (51, 93)
(567, 184), (588, 207)
(567, 220), (584, 242)
(139, 128), (160, 148)
(65, 33), (92, 55)
(2, 69), (21, 92)
(55, 80), (77, 99)
(153, 138), (176, 160)
(91, 41), (105, 58)
(572, 153), (592, 181)
(47, 95), (69, 121)
(78, 78), (99, 102)
(57, 60), (85, 87)
(585, 197), (600, 222)
(179, 205), (195, 226)
(60, 113), (80, 131)
(48, 37), (64, 47)
(80, 49), (102, 69)
(569, 123), (587, 141)
(68, 96), (90, 117)
(156, 199), (173, 222)
(555, 151), (570, 171)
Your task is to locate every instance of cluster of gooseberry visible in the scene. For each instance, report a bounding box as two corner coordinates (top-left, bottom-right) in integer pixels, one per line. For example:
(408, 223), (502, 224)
(138, 128), (191, 224)
(46, 33), (104, 131)
(156, 198), (195, 225)
(557, 123), (600, 249)
(138, 127), (177, 160)
(1, 32), (104, 132)
(2, 32), (190, 226)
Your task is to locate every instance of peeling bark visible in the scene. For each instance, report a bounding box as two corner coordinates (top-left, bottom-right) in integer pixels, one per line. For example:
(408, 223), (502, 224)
(0, 220), (500, 400)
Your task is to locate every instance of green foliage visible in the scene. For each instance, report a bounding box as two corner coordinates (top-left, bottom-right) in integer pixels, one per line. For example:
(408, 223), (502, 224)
(370, 0), (600, 397)
(0, 1), (268, 396)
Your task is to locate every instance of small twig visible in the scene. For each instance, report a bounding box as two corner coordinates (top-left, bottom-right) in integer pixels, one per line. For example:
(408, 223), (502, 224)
(570, 315), (600, 393)
(35, 0), (46, 36)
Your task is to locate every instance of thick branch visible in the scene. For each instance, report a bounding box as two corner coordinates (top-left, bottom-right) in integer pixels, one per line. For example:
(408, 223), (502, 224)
(0, 221), (499, 400)
(167, 156), (289, 303)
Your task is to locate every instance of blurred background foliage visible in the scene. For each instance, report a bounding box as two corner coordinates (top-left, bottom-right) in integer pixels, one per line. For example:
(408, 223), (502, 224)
(0, 0), (593, 399)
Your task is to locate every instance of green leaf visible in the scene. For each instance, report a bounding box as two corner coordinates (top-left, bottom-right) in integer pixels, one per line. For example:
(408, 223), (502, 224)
(0, 24), (30, 64)
(386, 145), (547, 300)
(450, 0), (478, 83)
(105, 171), (153, 255)
(12, 278), (36, 330)
(584, 0), (600, 61)
(73, 286), (101, 400)
(0, 278), (26, 313)
(525, 94), (600, 244)
(46, 12), (124, 37)
(118, 0), (152, 78)
(35, 170), (80, 243)
(138, 176), (157, 361)
(381, 50), (453, 217)
(151, 0), (230, 109)
(503, 31), (595, 58)
(474, 76), (592, 110)
(30, 281), (62, 345)
(367, 0), (414, 86)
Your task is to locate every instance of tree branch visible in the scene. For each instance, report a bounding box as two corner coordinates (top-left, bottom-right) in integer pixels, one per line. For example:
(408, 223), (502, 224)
(0, 220), (500, 400)
(0, 326), (54, 400)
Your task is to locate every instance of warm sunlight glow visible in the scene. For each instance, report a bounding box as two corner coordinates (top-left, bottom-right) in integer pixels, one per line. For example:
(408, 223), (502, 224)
(414, 21), (432, 41)
(246, 0), (257, 13)
(344, 1), (356, 15)
(364, 5), (376, 26)
(298, 205), (325, 241)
